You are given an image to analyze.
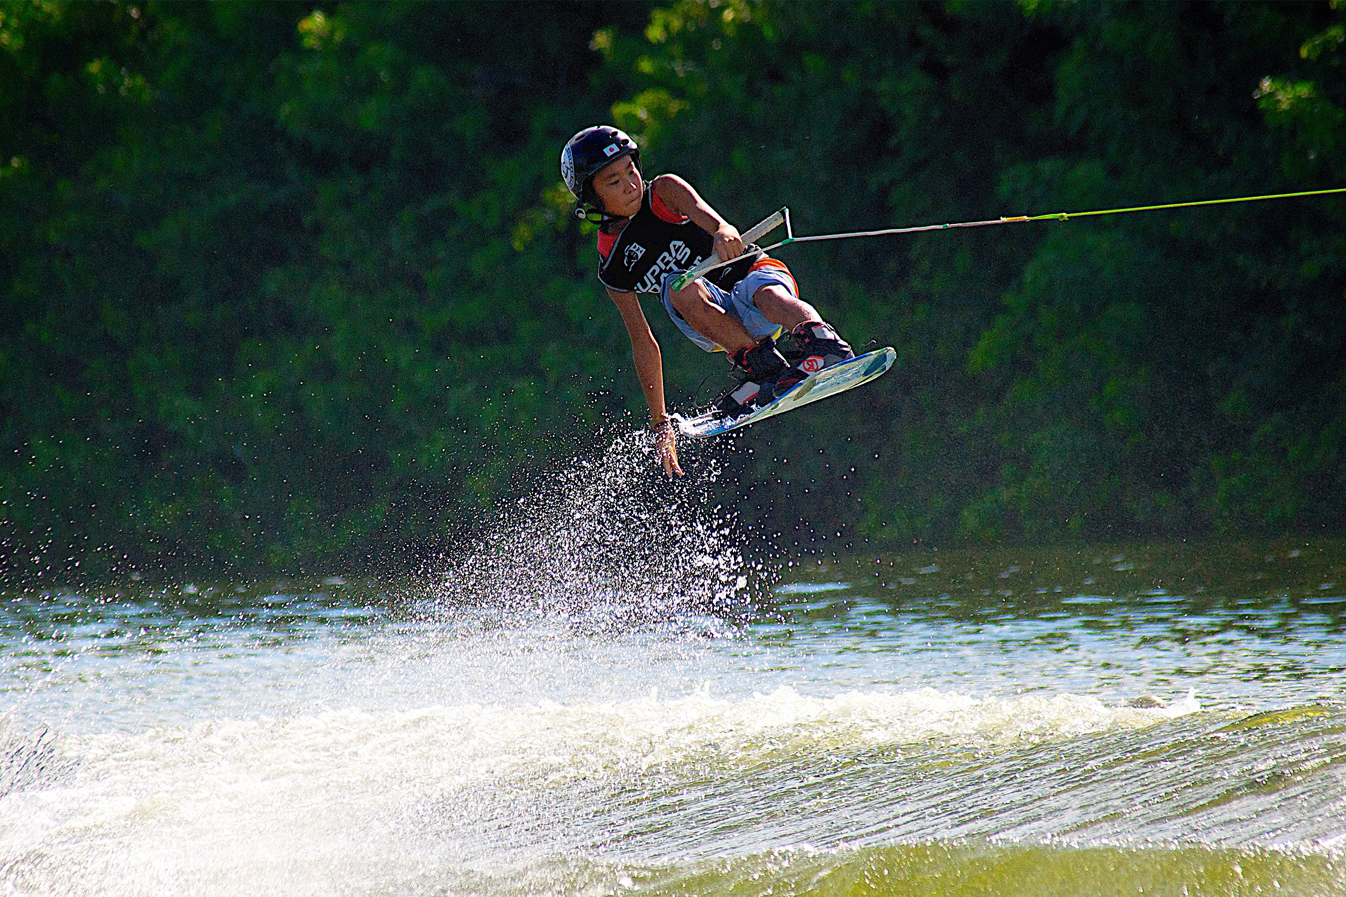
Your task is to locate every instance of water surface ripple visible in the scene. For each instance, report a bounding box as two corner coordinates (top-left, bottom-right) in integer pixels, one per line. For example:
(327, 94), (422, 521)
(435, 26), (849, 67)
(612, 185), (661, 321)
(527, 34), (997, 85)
(2, 443), (1344, 894)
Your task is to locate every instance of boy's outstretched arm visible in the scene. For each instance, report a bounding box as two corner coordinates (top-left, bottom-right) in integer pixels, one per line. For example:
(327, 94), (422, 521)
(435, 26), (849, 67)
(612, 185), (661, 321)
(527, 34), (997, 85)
(607, 286), (683, 477)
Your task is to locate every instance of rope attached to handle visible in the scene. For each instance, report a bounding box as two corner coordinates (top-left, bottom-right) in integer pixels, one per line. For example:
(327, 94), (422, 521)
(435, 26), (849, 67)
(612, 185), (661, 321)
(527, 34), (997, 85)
(667, 187), (1346, 287)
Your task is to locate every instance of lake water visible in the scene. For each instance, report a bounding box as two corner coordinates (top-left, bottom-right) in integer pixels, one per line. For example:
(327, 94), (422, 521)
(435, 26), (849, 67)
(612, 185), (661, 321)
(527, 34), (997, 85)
(3, 437), (1346, 895)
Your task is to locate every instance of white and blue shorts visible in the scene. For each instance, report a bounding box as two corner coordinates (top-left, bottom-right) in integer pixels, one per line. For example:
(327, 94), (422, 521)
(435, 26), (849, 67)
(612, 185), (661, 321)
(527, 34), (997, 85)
(660, 258), (798, 353)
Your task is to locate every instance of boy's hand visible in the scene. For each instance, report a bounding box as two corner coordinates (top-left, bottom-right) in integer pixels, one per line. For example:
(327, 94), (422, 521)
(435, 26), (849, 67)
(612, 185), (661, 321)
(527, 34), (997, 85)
(713, 223), (744, 262)
(655, 420), (684, 477)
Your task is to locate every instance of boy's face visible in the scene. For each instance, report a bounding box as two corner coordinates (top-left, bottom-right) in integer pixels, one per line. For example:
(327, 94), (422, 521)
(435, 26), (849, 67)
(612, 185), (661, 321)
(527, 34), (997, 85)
(591, 155), (643, 218)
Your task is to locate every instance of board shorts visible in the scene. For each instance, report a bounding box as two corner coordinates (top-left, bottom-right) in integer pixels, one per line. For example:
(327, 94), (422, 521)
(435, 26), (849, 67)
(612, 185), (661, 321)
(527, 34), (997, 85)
(660, 258), (797, 353)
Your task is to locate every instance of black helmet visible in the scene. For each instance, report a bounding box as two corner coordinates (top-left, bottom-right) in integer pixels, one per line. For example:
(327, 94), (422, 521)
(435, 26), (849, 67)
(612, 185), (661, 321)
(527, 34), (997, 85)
(561, 125), (640, 218)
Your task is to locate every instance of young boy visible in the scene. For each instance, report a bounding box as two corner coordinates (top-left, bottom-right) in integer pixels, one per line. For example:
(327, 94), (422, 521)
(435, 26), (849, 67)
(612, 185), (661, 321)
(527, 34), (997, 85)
(561, 125), (854, 476)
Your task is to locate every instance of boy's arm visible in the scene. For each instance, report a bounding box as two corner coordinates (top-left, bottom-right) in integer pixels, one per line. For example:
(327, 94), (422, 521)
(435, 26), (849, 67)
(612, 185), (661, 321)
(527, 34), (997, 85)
(651, 174), (744, 263)
(606, 286), (683, 477)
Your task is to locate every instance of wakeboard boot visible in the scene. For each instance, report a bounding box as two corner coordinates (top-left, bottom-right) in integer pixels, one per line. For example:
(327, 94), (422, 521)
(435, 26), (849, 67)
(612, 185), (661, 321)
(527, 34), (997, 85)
(716, 335), (790, 419)
(773, 321), (855, 397)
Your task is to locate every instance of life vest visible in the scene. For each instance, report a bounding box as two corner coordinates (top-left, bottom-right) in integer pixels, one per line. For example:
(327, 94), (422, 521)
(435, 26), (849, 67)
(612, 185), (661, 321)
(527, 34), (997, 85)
(596, 185), (758, 294)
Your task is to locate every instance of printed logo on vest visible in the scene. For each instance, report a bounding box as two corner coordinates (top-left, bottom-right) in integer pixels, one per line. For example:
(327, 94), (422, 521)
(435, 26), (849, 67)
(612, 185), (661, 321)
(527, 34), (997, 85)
(800, 356), (825, 374)
(623, 243), (646, 270)
(635, 240), (696, 293)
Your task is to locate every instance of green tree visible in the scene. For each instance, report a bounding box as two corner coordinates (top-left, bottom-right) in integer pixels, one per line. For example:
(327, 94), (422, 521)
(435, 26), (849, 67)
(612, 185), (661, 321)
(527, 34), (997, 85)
(3, 1), (1344, 583)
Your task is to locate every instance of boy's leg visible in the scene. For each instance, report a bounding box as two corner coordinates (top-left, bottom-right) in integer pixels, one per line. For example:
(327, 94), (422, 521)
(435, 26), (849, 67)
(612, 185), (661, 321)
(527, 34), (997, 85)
(729, 263), (854, 396)
(750, 283), (818, 331)
(667, 278), (757, 353)
(661, 273), (789, 417)
(727, 261), (834, 341)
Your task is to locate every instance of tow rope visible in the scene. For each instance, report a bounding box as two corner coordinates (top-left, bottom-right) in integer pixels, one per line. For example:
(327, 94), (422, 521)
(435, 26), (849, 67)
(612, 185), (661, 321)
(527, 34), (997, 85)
(672, 186), (1346, 291)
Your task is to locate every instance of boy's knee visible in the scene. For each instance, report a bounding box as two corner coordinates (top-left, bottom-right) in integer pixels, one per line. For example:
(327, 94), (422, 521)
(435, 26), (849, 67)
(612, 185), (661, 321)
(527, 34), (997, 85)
(752, 283), (794, 314)
(669, 281), (709, 317)
(753, 282), (785, 302)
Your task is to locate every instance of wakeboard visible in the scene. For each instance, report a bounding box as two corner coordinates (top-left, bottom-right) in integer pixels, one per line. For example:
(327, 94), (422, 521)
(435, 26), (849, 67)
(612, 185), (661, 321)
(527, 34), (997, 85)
(675, 346), (896, 439)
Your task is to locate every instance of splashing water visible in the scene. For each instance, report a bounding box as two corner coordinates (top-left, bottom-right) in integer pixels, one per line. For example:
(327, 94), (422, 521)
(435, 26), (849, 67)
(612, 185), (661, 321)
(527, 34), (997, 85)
(5, 440), (1346, 895)
(430, 431), (767, 626)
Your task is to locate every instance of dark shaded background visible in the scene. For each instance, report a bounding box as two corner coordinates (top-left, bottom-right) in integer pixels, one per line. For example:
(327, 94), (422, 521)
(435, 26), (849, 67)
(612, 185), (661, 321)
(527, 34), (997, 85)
(2, 1), (1343, 581)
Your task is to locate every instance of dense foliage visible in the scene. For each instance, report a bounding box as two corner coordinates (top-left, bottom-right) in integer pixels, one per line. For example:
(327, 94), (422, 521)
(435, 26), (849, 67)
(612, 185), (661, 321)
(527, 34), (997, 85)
(2, 1), (1343, 580)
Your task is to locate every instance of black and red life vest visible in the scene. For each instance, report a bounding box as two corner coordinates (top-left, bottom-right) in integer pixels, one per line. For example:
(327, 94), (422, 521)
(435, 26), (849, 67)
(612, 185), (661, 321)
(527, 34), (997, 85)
(596, 186), (758, 294)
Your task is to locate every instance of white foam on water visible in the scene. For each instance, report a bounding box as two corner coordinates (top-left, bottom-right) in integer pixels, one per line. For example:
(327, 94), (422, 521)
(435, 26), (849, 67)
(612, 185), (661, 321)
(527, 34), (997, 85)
(4, 430), (1248, 895)
(0, 684), (1200, 896)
